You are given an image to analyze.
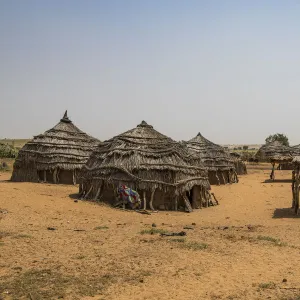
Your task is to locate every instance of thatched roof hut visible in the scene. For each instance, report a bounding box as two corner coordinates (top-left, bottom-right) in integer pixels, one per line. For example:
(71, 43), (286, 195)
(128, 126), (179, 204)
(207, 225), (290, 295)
(11, 111), (99, 184)
(79, 121), (215, 211)
(255, 141), (292, 162)
(183, 133), (238, 185)
(255, 141), (293, 180)
(229, 152), (247, 175)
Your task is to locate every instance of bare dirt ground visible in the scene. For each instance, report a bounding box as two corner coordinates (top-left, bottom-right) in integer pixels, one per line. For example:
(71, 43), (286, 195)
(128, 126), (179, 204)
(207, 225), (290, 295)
(1, 166), (300, 300)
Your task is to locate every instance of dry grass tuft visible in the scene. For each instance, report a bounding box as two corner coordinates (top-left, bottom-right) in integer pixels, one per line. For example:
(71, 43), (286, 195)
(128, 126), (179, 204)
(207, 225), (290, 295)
(94, 226), (109, 230)
(140, 228), (168, 235)
(169, 238), (208, 250)
(12, 234), (33, 239)
(258, 282), (276, 289)
(257, 235), (287, 246)
(0, 268), (115, 299)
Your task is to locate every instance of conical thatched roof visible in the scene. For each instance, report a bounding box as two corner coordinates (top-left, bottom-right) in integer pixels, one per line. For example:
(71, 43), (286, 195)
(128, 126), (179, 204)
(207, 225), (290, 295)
(12, 111), (99, 182)
(255, 141), (292, 162)
(184, 133), (234, 172)
(81, 121), (210, 194)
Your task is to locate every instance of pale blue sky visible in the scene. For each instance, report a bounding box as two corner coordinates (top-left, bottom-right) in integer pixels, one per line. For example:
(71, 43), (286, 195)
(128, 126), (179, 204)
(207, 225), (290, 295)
(1, 0), (300, 144)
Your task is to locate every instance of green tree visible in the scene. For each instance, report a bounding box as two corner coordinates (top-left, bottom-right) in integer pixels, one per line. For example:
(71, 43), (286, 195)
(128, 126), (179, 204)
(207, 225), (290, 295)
(265, 133), (289, 146)
(243, 145), (249, 150)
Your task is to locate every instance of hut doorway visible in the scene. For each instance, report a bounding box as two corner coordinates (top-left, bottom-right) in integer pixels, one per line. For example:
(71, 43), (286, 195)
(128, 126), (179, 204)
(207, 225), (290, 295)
(38, 170), (53, 183)
(186, 187), (201, 209)
(59, 170), (74, 184)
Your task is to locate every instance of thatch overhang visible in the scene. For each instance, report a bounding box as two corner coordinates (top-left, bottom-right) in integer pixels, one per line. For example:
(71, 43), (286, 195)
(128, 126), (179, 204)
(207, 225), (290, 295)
(255, 141), (293, 163)
(184, 133), (235, 171)
(80, 121), (210, 196)
(291, 145), (300, 156)
(182, 133), (237, 185)
(292, 156), (300, 165)
(11, 111), (99, 183)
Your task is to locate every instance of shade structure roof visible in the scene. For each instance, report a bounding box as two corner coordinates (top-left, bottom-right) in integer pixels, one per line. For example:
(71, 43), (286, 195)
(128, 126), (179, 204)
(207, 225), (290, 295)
(255, 141), (293, 162)
(13, 111), (99, 171)
(81, 121), (210, 194)
(184, 132), (234, 171)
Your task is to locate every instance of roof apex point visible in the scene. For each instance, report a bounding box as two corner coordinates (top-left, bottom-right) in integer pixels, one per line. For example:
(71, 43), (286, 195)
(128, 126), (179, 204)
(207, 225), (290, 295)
(60, 110), (72, 123)
(197, 132), (202, 137)
(137, 120), (153, 128)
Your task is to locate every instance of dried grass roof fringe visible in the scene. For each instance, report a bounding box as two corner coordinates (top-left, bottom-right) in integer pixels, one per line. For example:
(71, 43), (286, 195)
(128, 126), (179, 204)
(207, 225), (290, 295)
(291, 144), (300, 156)
(80, 121), (210, 194)
(183, 133), (235, 171)
(255, 141), (293, 162)
(292, 156), (300, 165)
(12, 111), (99, 172)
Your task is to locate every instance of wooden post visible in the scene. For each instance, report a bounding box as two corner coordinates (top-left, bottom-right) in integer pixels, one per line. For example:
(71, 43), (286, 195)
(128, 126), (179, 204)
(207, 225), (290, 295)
(84, 185), (93, 199)
(53, 168), (57, 184)
(72, 170), (76, 185)
(143, 191), (147, 210)
(149, 189), (156, 211)
(57, 168), (60, 183)
(221, 172), (226, 184)
(183, 195), (193, 212)
(292, 170), (295, 208)
(192, 186), (200, 209)
(215, 171), (220, 185)
(234, 170), (239, 183)
(270, 162), (275, 181)
(295, 169), (300, 215)
(43, 170), (46, 183)
(174, 195), (178, 211)
(199, 187), (203, 209)
(94, 185), (101, 201)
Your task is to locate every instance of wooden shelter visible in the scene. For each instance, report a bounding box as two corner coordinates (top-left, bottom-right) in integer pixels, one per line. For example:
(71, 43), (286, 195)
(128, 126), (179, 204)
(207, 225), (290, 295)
(229, 152), (247, 175)
(11, 111), (99, 184)
(184, 133), (238, 185)
(255, 141), (293, 180)
(79, 121), (215, 211)
(291, 156), (300, 214)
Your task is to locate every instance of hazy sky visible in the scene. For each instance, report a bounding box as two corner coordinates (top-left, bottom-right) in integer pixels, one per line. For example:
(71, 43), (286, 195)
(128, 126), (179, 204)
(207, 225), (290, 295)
(1, 0), (300, 144)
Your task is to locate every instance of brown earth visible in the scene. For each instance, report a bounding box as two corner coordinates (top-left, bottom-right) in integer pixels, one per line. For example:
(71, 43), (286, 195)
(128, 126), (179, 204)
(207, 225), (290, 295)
(0, 166), (300, 300)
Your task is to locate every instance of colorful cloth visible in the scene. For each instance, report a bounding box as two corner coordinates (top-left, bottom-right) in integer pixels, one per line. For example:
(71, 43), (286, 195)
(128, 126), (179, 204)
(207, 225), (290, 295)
(117, 185), (141, 209)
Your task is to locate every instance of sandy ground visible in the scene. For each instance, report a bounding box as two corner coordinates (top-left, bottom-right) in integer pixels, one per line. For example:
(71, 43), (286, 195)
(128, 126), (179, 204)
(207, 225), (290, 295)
(1, 167), (300, 300)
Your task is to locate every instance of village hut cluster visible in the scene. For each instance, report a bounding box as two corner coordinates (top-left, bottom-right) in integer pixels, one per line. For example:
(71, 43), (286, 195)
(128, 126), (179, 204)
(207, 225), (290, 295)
(11, 111), (250, 212)
(9, 111), (300, 215)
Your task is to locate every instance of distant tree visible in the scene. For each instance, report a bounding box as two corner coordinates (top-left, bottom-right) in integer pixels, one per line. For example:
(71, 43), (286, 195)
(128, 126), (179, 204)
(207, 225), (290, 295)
(265, 133), (289, 146)
(243, 145), (249, 150)
(237, 147), (242, 150)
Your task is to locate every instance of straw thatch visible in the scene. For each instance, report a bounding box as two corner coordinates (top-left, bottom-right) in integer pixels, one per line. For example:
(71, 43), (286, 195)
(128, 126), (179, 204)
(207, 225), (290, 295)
(255, 141), (293, 180)
(11, 111), (99, 184)
(183, 133), (238, 185)
(255, 141), (293, 163)
(229, 152), (247, 175)
(291, 144), (300, 156)
(79, 121), (214, 211)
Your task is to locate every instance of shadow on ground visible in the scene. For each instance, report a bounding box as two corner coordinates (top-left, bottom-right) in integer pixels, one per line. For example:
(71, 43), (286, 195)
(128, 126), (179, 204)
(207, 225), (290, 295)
(69, 193), (80, 200)
(273, 208), (300, 218)
(263, 179), (292, 184)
